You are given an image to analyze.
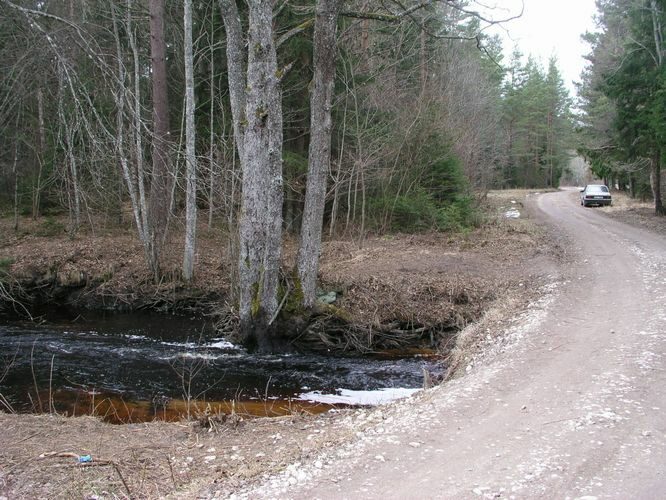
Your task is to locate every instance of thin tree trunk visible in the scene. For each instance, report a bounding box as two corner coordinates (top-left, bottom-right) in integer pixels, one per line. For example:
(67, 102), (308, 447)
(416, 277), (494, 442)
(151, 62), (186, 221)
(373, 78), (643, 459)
(329, 95), (348, 238)
(420, 27), (427, 88)
(33, 88), (45, 220)
(12, 132), (19, 231)
(237, 0), (284, 350)
(297, 0), (342, 308)
(348, 162), (358, 233)
(208, 14), (217, 229)
(112, 2), (147, 253)
(651, 152), (665, 215)
(651, 0), (664, 67)
(227, 138), (239, 300)
(57, 66), (80, 233)
(127, 0), (149, 243)
(650, 0), (665, 215)
(208, 144), (216, 228)
(182, 0), (197, 281)
(148, 0), (172, 279)
(65, 123), (81, 232)
(359, 167), (366, 248)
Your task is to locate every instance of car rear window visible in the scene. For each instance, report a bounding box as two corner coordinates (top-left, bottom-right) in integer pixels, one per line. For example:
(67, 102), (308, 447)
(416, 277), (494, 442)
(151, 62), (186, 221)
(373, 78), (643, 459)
(587, 185), (609, 193)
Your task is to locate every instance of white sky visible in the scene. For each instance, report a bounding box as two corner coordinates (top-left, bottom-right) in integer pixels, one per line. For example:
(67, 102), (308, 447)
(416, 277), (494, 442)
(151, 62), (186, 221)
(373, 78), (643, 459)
(484, 0), (599, 96)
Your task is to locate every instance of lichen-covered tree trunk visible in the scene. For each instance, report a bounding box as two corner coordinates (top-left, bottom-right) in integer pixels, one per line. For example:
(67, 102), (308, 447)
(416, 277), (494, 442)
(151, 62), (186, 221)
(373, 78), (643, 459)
(238, 0), (284, 350)
(218, 0), (246, 159)
(297, 0), (342, 308)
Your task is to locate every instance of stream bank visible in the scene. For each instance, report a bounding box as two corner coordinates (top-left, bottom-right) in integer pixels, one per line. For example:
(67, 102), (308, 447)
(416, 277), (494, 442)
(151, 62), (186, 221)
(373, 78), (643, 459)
(0, 309), (443, 423)
(1, 191), (554, 356)
(0, 190), (567, 498)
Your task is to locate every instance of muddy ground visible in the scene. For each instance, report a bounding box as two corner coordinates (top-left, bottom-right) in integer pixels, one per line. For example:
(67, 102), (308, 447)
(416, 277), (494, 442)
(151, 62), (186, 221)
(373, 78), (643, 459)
(0, 189), (662, 499)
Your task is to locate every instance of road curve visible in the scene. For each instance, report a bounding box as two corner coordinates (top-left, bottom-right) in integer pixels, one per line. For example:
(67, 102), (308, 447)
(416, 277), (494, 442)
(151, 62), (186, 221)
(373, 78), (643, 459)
(243, 190), (666, 499)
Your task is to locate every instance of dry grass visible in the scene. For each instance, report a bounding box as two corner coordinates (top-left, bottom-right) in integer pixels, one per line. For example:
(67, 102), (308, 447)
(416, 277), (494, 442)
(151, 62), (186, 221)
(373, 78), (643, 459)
(0, 409), (360, 499)
(601, 191), (666, 235)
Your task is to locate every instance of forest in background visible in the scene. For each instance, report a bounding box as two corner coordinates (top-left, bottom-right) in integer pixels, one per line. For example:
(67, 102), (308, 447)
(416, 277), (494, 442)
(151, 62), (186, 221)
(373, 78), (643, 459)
(578, 0), (666, 214)
(0, 0), (583, 347)
(0, 1), (574, 231)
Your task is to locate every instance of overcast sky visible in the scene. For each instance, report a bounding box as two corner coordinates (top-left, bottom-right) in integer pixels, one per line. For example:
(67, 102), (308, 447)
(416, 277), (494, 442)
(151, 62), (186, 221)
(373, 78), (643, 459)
(485, 0), (599, 96)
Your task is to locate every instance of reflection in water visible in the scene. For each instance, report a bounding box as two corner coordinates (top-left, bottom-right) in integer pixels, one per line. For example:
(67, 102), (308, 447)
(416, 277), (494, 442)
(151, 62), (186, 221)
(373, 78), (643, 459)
(0, 311), (443, 423)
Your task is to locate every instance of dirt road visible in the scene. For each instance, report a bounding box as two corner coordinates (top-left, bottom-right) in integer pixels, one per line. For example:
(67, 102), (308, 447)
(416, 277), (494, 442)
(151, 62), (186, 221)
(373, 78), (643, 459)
(236, 189), (666, 499)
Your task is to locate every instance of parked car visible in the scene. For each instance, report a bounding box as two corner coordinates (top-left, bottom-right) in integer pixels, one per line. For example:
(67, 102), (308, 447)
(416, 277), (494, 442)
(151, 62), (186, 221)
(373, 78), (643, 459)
(580, 184), (612, 207)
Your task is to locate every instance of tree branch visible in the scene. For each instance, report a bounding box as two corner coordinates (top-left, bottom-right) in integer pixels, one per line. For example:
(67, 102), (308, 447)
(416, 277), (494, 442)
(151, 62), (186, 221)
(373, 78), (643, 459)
(276, 18), (315, 48)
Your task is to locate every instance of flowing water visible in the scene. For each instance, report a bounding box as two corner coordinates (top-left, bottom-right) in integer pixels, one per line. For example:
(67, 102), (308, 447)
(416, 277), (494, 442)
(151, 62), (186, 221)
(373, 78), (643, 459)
(0, 311), (442, 423)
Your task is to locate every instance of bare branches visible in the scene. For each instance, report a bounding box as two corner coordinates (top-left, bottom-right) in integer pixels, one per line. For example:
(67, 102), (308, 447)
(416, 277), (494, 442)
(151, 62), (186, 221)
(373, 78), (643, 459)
(340, 0), (521, 70)
(443, 0), (524, 26)
(341, 0), (524, 28)
(0, 0), (85, 32)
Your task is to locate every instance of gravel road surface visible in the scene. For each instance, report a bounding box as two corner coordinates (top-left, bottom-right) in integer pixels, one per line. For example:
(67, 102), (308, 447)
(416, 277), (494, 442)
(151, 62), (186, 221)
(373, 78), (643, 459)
(239, 189), (666, 499)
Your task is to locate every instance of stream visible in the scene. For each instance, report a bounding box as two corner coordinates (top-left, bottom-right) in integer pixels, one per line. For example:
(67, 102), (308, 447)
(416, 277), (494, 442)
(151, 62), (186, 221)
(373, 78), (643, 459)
(0, 311), (442, 423)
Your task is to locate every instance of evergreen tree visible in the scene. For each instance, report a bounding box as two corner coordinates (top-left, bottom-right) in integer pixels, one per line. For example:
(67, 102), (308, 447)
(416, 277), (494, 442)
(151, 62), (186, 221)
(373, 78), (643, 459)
(579, 0), (666, 213)
(501, 54), (573, 188)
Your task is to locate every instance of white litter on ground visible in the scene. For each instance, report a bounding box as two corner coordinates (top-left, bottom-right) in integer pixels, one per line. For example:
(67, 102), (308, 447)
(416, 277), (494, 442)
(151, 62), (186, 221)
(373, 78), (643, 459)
(297, 388), (420, 405)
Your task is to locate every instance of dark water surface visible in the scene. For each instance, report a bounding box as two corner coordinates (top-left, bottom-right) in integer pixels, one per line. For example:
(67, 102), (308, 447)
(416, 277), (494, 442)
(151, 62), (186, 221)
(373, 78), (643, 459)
(0, 311), (441, 422)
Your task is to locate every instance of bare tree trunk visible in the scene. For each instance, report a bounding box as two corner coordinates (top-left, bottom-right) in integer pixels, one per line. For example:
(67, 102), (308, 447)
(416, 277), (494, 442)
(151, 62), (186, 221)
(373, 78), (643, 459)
(208, 143), (216, 228)
(217, 0), (245, 303)
(227, 139), (240, 300)
(347, 162), (357, 233)
(218, 0), (246, 159)
(651, 153), (665, 215)
(65, 122), (81, 232)
(148, 0), (172, 279)
(182, 0), (197, 281)
(359, 167), (366, 248)
(12, 131), (19, 231)
(33, 88), (45, 220)
(420, 27), (427, 88)
(297, 0), (342, 308)
(651, 0), (664, 67)
(207, 13), (217, 229)
(329, 96), (348, 237)
(650, 0), (665, 215)
(237, 0), (284, 350)
(127, 0), (149, 241)
(112, 1), (147, 253)
(57, 66), (80, 233)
